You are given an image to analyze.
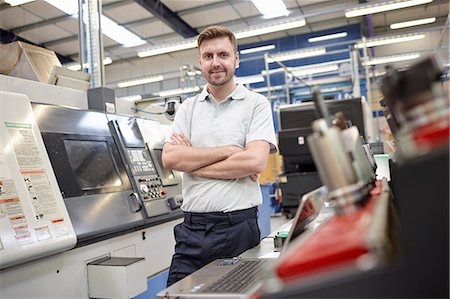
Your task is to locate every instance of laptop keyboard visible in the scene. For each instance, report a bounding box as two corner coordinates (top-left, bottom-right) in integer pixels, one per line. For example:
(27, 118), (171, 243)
(202, 259), (271, 293)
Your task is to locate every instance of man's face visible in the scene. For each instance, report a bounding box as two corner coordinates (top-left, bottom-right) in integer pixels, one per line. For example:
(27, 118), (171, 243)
(198, 37), (239, 87)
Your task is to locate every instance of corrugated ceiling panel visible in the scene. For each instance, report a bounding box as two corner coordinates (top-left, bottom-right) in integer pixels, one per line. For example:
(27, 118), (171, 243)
(19, 24), (72, 44)
(0, 7), (41, 29)
(182, 6), (241, 28)
(131, 20), (175, 39)
(57, 18), (79, 35)
(105, 1), (154, 23)
(163, 0), (223, 12)
(51, 39), (79, 56)
(23, 1), (66, 20)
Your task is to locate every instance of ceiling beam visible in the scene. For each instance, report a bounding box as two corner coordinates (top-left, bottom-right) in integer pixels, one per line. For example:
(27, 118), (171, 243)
(134, 0), (198, 38)
(0, 28), (73, 64)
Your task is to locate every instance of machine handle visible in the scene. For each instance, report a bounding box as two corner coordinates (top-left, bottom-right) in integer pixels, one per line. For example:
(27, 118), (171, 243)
(130, 192), (142, 213)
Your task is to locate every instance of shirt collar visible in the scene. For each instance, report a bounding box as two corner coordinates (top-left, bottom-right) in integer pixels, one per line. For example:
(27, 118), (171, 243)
(198, 83), (246, 102)
(198, 86), (210, 102)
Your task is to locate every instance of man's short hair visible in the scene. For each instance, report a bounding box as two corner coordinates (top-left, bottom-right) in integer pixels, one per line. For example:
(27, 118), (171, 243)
(197, 26), (237, 52)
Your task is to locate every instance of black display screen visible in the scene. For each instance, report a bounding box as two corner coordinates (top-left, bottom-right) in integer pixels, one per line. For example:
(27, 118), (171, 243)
(153, 148), (175, 181)
(117, 119), (145, 148)
(64, 139), (122, 190)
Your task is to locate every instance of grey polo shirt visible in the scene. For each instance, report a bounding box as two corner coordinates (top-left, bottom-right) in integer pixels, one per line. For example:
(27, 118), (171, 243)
(164, 83), (277, 213)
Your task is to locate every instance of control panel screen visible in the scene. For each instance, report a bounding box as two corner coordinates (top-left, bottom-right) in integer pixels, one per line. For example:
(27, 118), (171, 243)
(64, 139), (123, 190)
(117, 119), (145, 148)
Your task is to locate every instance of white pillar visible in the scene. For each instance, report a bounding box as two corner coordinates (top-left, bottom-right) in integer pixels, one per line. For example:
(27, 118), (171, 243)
(78, 0), (105, 87)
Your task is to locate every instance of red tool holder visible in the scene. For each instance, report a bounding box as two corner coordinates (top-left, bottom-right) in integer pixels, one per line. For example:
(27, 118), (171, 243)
(412, 120), (449, 150)
(276, 181), (384, 281)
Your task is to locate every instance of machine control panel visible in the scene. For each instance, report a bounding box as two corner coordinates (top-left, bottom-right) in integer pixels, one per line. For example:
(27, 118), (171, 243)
(137, 175), (165, 200)
(127, 149), (155, 174)
(107, 117), (178, 219)
(114, 128), (166, 202)
(125, 148), (166, 201)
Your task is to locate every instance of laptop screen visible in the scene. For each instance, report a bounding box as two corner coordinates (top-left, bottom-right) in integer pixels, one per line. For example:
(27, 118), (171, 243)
(281, 186), (327, 253)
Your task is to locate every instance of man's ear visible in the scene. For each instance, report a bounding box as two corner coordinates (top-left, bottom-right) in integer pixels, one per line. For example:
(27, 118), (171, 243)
(235, 54), (240, 69)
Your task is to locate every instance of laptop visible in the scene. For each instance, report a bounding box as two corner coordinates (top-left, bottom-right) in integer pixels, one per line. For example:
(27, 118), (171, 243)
(157, 186), (327, 299)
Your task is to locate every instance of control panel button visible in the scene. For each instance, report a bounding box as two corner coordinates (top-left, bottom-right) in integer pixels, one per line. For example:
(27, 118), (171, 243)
(140, 184), (149, 194)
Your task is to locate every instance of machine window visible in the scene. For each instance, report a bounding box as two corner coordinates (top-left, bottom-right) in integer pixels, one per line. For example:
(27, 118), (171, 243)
(64, 139), (123, 190)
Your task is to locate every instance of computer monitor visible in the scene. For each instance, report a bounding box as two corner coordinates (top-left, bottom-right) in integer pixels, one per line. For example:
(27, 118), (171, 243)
(278, 127), (315, 172)
(277, 98), (370, 173)
(278, 98), (367, 137)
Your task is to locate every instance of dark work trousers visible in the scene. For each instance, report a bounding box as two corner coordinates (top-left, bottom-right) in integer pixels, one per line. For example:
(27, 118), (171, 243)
(166, 206), (260, 286)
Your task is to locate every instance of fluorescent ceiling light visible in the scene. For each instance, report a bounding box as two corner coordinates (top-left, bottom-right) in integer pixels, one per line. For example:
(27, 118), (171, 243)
(240, 44), (276, 55)
(138, 40), (197, 58)
(267, 48), (326, 63)
(355, 33), (425, 48)
(390, 17), (436, 29)
(103, 57), (112, 65)
(251, 85), (284, 93)
(292, 64), (339, 76)
(308, 32), (348, 43)
(375, 70), (387, 77)
(100, 16), (146, 47)
(345, 0), (433, 18)
(44, 0), (77, 15)
(363, 53), (420, 65)
(117, 95), (143, 102)
(186, 70), (202, 76)
(155, 86), (201, 97)
(44, 0), (145, 47)
(117, 75), (164, 88)
(319, 87), (339, 93)
(262, 59), (348, 75)
(235, 19), (306, 39)
(66, 57), (113, 71)
(5, 0), (34, 6)
(293, 86), (350, 96)
(235, 75), (265, 85)
(251, 0), (289, 19)
(66, 64), (81, 71)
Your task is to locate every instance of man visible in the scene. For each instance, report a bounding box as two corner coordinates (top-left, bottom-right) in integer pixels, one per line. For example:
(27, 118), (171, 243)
(162, 25), (277, 286)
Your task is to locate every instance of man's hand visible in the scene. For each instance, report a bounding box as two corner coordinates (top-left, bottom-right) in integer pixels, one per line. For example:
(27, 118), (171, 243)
(170, 132), (191, 146)
(249, 173), (259, 182)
